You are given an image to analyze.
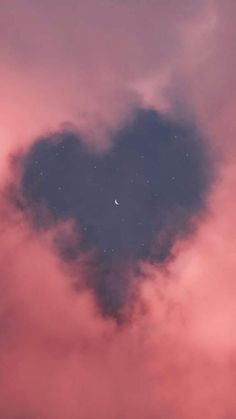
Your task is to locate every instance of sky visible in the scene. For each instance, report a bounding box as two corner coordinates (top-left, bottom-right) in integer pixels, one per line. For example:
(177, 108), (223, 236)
(0, 1), (236, 418)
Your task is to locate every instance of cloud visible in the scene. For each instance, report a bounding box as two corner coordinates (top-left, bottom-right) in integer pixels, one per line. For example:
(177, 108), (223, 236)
(0, 0), (210, 154)
(0, 1), (236, 418)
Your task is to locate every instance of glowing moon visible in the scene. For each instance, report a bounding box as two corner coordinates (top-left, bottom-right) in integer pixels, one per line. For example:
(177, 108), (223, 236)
(115, 199), (119, 206)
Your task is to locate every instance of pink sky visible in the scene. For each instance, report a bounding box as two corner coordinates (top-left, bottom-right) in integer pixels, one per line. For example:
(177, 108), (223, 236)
(0, 1), (236, 418)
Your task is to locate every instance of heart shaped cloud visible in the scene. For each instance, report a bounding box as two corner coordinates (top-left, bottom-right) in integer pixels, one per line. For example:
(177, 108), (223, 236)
(18, 108), (213, 316)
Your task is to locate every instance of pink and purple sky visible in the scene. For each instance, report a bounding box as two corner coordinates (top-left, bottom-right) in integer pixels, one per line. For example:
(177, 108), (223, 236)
(0, 1), (236, 418)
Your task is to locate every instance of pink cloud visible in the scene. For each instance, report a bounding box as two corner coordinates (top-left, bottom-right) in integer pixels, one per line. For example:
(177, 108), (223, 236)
(0, 1), (236, 418)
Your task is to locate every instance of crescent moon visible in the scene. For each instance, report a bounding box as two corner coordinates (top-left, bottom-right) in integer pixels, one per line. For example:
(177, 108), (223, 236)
(115, 199), (119, 206)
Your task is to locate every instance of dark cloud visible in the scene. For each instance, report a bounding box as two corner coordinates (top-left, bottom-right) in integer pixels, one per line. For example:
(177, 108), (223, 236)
(17, 108), (212, 316)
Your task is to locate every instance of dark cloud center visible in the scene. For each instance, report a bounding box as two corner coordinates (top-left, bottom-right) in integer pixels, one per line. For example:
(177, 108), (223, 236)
(18, 108), (212, 316)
